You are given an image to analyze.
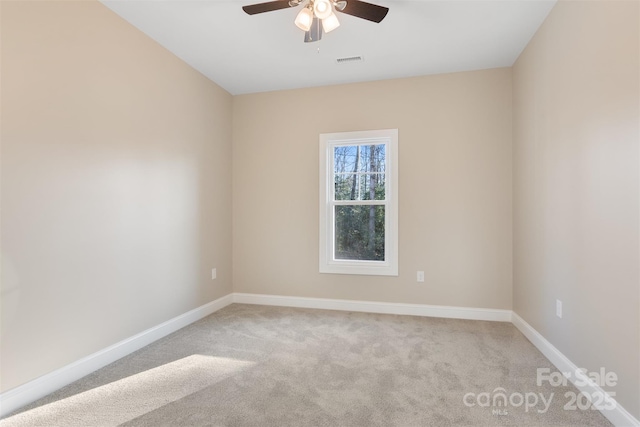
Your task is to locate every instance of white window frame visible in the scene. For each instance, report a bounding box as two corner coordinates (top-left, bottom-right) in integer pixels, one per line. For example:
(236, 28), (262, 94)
(319, 129), (398, 276)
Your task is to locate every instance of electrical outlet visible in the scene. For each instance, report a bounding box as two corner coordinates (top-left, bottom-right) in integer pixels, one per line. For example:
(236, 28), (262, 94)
(212, 268), (217, 280)
(417, 271), (425, 282)
(556, 299), (562, 318)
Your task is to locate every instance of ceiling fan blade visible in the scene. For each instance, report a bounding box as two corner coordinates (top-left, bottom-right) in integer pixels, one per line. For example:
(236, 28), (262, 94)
(242, 1), (295, 15)
(338, 0), (388, 23)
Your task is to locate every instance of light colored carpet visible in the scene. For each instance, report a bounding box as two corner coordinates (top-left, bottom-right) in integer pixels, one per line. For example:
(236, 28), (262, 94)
(1, 304), (611, 426)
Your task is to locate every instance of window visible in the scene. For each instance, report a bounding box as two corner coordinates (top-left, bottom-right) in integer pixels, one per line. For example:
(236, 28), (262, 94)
(319, 129), (398, 276)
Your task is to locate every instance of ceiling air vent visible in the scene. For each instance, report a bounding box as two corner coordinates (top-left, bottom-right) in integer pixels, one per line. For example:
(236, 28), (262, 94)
(336, 55), (364, 64)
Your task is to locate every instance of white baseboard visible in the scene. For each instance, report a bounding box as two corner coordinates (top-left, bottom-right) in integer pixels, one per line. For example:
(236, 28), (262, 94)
(232, 292), (513, 322)
(512, 313), (640, 427)
(0, 293), (234, 418)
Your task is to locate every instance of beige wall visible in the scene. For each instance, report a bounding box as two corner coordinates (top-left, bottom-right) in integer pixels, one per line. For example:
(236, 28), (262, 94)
(513, 0), (639, 419)
(233, 69), (513, 309)
(0, 1), (233, 392)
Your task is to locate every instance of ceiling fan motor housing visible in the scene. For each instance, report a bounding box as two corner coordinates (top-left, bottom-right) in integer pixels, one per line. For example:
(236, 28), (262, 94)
(304, 17), (323, 42)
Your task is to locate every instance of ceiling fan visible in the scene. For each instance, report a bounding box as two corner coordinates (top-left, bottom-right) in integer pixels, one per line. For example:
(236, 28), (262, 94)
(242, 0), (389, 42)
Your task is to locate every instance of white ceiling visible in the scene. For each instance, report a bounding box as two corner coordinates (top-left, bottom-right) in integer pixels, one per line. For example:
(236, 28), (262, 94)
(100, 0), (556, 95)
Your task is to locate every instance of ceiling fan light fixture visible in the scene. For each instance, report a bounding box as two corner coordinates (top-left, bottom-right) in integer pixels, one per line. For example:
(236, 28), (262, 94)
(313, 0), (333, 20)
(322, 12), (340, 33)
(294, 6), (314, 31)
(334, 1), (347, 11)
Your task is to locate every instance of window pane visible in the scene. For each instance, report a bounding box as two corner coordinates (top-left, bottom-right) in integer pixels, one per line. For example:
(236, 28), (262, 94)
(334, 144), (386, 174)
(334, 173), (385, 200)
(334, 145), (358, 174)
(356, 144), (386, 173)
(334, 205), (385, 261)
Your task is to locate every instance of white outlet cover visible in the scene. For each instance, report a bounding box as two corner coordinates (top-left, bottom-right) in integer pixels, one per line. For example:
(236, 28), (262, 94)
(417, 271), (425, 282)
(212, 268), (217, 280)
(556, 299), (562, 318)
